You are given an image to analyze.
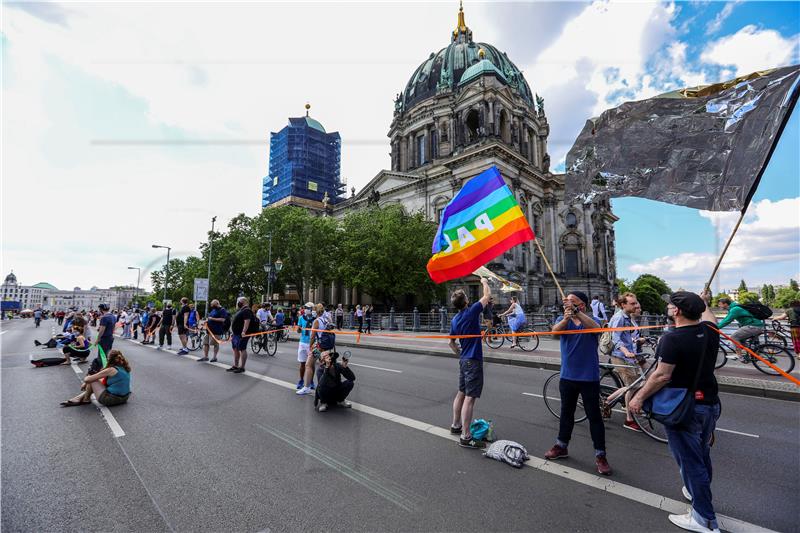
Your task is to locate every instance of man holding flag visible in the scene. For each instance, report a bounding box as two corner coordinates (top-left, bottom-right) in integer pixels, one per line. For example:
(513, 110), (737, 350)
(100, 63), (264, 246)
(448, 277), (491, 449)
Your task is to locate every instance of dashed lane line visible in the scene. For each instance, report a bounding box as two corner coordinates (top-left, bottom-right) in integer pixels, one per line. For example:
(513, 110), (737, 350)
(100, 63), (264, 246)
(121, 336), (775, 532)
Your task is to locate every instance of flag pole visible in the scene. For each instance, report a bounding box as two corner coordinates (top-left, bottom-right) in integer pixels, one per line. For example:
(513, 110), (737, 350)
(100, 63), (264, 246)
(533, 237), (566, 300)
(704, 208), (747, 292)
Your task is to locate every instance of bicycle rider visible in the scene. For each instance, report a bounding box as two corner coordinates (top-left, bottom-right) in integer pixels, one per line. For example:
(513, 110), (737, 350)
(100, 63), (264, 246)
(498, 296), (527, 349)
(717, 298), (764, 361)
(607, 292), (644, 432)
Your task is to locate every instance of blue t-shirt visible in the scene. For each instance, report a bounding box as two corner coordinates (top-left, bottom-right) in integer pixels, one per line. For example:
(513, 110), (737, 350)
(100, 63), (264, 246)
(275, 312), (285, 326)
(556, 315), (600, 382)
(106, 366), (131, 396)
(207, 307), (227, 335)
(450, 301), (484, 361)
(99, 314), (116, 339)
(298, 315), (312, 344)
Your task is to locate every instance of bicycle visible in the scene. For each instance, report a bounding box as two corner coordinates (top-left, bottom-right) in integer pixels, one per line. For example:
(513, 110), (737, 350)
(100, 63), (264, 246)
(187, 327), (205, 352)
(484, 318), (539, 351)
(251, 325), (277, 357)
(768, 320), (791, 348)
(542, 355), (667, 443)
(714, 331), (794, 375)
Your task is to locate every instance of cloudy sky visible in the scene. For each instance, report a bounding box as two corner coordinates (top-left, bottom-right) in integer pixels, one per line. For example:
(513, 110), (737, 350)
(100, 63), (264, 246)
(2, 0), (799, 294)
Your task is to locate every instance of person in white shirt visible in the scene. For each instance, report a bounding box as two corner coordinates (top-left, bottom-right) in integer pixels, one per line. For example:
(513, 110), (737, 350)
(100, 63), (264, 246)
(590, 295), (608, 325)
(256, 303), (273, 329)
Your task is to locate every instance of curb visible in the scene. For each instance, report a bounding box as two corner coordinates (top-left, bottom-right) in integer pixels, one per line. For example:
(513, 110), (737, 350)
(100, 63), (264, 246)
(336, 340), (800, 402)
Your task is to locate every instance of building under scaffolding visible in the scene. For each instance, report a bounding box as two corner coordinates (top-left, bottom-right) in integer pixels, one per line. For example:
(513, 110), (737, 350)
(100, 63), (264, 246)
(262, 105), (345, 210)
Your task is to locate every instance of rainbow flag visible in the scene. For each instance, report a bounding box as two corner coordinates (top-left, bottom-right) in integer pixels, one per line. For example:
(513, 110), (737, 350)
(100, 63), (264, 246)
(427, 166), (535, 283)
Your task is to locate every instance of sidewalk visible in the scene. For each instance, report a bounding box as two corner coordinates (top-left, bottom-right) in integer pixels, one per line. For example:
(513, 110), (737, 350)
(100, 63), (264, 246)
(331, 329), (800, 402)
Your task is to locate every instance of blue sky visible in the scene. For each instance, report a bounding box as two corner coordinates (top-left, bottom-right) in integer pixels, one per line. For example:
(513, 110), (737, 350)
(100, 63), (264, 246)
(2, 1), (799, 294)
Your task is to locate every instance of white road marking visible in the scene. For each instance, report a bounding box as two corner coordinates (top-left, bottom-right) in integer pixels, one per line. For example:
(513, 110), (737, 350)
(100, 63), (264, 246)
(0, 330), (7, 336)
(522, 392), (760, 438)
(348, 362), (402, 373)
(91, 397), (126, 438)
(716, 428), (760, 438)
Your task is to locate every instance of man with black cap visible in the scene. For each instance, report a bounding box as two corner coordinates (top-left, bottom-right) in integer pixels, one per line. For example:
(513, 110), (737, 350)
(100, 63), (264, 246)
(629, 290), (721, 533)
(544, 290), (612, 475)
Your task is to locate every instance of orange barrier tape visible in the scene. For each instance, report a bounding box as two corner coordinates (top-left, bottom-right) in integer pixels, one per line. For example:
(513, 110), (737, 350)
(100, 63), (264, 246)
(709, 325), (800, 387)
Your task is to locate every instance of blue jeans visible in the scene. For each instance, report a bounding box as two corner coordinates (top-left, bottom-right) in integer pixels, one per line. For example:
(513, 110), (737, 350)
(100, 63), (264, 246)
(665, 403), (721, 530)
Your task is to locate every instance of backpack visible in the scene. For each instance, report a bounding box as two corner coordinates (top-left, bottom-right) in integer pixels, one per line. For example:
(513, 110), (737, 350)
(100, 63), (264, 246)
(599, 330), (614, 355)
(739, 303), (772, 320)
(246, 312), (261, 334)
(469, 418), (496, 442)
(483, 440), (530, 469)
(317, 315), (336, 351)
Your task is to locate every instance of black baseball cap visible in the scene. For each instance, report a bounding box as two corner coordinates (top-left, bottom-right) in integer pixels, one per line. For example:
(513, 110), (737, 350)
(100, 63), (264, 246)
(98, 303), (110, 311)
(662, 291), (705, 319)
(569, 290), (590, 307)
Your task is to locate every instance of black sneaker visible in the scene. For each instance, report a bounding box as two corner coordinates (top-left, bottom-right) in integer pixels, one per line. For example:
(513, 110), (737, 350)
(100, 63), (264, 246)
(450, 426), (463, 434)
(225, 366), (238, 372)
(210, 358), (218, 363)
(233, 367), (245, 374)
(197, 357), (209, 362)
(458, 436), (485, 449)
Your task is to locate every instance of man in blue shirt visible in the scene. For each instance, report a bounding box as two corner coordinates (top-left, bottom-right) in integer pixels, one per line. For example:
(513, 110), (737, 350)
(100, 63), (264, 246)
(544, 290), (612, 476)
(448, 277), (491, 449)
(198, 299), (227, 362)
(608, 292), (644, 432)
(91, 303), (116, 375)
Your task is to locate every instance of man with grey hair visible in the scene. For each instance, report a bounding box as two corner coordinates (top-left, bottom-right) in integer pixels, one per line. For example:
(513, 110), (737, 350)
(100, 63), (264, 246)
(228, 296), (255, 374)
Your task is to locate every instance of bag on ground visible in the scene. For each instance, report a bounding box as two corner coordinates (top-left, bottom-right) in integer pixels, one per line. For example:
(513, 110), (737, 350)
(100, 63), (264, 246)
(483, 440), (530, 468)
(469, 418), (496, 442)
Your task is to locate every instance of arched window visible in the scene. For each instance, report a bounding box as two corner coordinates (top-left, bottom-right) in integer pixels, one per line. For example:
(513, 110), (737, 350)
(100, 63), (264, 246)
(499, 109), (511, 144)
(466, 109), (480, 142)
(566, 212), (577, 228)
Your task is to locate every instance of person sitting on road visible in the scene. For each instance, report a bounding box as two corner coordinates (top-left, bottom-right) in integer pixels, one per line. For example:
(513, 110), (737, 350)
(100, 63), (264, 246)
(61, 325), (91, 365)
(61, 349), (132, 407)
(314, 351), (355, 412)
(498, 296), (527, 348)
(717, 298), (764, 360)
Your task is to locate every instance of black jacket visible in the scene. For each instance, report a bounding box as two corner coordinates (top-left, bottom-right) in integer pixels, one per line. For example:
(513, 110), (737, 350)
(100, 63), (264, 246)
(317, 362), (355, 396)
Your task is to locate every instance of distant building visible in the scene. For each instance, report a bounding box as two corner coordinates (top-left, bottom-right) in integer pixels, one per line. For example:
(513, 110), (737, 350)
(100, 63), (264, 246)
(262, 104), (345, 210)
(2, 271), (140, 311)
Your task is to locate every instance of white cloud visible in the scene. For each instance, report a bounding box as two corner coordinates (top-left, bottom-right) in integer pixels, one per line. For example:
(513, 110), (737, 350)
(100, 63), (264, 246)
(701, 24), (800, 76)
(517, 1), (678, 165)
(628, 198), (800, 290)
(705, 0), (741, 36)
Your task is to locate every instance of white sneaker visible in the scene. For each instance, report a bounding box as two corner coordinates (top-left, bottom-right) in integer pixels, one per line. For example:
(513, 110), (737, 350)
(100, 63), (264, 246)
(337, 400), (352, 408)
(317, 403), (328, 412)
(295, 387), (312, 396)
(682, 486), (693, 502)
(668, 512), (720, 533)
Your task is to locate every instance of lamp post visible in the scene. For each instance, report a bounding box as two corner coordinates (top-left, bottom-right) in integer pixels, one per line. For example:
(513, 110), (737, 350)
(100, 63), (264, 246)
(127, 266), (141, 307)
(264, 233), (273, 303)
(205, 216), (217, 318)
(152, 244), (171, 306)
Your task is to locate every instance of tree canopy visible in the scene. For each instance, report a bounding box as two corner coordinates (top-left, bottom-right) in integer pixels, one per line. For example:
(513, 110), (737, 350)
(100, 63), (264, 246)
(630, 274), (671, 314)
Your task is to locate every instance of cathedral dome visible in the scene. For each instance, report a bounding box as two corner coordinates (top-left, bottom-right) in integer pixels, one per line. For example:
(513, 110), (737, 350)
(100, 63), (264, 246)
(400, 4), (533, 110)
(4, 271), (17, 285)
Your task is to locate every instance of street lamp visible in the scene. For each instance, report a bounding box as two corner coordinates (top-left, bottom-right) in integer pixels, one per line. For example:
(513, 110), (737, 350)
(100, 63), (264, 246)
(127, 266), (141, 307)
(205, 216), (217, 318)
(152, 244), (171, 305)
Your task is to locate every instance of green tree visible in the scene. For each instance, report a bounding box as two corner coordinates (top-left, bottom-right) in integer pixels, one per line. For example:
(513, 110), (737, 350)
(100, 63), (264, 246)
(737, 291), (760, 305)
(774, 287), (800, 308)
(738, 279), (748, 293)
(615, 278), (630, 295)
(630, 274), (672, 314)
(790, 279), (799, 292)
(761, 284), (776, 305)
(339, 205), (445, 307)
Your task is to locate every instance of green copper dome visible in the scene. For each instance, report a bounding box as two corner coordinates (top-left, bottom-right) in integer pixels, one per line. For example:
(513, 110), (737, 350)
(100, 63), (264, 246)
(400, 5), (533, 110)
(304, 117), (326, 133)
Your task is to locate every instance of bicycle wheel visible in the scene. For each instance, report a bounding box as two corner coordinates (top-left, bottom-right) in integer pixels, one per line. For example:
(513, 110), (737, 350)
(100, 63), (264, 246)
(764, 330), (788, 348)
(266, 334), (278, 356)
(752, 343), (795, 376)
(543, 372), (587, 422)
(484, 327), (504, 349)
(517, 328), (540, 352)
(188, 333), (202, 352)
(631, 410), (668, 443)
(599, 370), (623, 420)
(715, 345), (728, 369)
(251, 335), (263, 354)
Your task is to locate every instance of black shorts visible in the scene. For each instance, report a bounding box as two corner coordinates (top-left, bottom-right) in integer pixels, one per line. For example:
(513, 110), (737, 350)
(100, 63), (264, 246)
(231, 335), (249, 351)
(177, 325), (188, 335)
(458, 359), (484, 398)
(98, 337), (114, 355)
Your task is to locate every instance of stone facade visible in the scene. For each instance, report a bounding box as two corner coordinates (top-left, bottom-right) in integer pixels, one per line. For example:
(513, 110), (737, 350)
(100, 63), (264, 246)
(307, 5), (617, 309)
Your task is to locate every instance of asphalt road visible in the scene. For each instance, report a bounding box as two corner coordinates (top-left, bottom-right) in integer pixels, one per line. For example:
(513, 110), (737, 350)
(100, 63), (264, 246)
(2, 318), (798, 532)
